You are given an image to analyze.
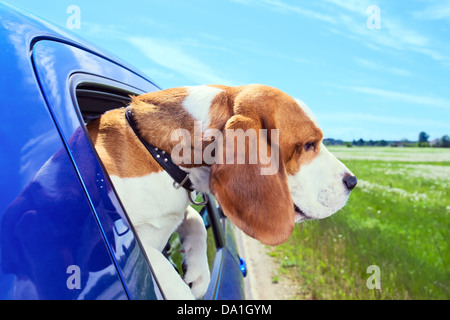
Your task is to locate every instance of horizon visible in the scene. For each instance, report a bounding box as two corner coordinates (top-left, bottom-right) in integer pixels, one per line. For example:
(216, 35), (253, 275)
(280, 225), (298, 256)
(6, 0), (450, 142)
(324, 134), (447, 143)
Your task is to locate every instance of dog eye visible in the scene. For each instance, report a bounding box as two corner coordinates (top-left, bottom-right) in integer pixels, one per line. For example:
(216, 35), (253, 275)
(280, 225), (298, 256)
(304, 142), (316, 152)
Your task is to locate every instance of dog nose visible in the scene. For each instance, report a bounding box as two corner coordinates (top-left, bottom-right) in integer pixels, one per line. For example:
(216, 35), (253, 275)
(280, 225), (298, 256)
(343, 174), (357, 191)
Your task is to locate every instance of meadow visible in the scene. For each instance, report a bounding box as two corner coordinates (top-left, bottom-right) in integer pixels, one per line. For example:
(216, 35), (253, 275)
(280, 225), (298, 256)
(269, 147), (449, 300)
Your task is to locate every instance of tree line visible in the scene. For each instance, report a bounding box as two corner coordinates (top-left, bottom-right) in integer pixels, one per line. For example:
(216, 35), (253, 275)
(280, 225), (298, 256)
(324, 132), (450, 148)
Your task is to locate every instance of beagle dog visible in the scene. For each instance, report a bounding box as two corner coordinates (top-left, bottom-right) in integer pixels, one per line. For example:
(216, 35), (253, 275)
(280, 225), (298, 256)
(86, 84), (357, 299)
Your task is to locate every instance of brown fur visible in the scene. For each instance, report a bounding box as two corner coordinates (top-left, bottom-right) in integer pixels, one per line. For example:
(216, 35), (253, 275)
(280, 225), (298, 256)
(87, 84), (323, 245)
(87, 108), (163, 178)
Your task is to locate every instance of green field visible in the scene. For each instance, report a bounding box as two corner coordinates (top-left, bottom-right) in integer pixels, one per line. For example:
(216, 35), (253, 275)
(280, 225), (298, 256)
(270, 147), (449, 300)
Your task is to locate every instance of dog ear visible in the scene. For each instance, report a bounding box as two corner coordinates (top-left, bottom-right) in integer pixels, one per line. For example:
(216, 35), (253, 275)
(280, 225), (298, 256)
(209, 114), (294, 246)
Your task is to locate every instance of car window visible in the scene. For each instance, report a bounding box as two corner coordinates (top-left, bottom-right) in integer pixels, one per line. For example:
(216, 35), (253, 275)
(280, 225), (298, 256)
(71, 76), (226, 299)
(72, 76), (225, 295)
(76, 84), (132, 124)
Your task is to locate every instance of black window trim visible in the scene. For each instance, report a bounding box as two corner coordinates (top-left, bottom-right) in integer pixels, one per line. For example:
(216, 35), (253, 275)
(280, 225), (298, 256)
(70, 73), (144, 123)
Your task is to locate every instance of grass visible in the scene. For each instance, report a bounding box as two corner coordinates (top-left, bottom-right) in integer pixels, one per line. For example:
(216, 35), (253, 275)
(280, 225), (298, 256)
(269, 147), (450, 300)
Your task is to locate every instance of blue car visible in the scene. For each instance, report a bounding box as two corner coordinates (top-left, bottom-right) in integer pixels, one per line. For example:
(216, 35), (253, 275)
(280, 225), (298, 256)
(0, 2), (246, 300)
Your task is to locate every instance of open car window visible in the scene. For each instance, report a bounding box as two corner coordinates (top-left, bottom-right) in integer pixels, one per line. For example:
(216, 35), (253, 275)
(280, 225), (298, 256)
(71, 74), (226, 299)
(73, 78), (137, 124)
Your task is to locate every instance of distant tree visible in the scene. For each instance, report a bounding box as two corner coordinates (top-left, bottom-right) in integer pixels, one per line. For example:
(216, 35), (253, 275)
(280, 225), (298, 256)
(418, 131), (429, 143)
(418, 132), (430, 147)
(442, 135), (450, 148)
(323, 138), (344, 146)
(357, 138), (365, 146)
(400, 139), (416, 147)
(400, 139), (409, 147)
(377, 139), (388, 146)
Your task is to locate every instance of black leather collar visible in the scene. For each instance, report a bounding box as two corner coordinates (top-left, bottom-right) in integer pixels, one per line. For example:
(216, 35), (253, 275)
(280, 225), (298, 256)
(125, 107), (195, 192)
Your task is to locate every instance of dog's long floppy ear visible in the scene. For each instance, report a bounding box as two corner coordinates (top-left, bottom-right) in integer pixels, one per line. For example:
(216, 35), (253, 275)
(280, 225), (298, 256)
(209, 114), (295, 246)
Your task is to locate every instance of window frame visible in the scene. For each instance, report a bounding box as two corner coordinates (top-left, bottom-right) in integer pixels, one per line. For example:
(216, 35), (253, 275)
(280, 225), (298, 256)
(68, 73), (166, 298)
(69, 73), (228, 299)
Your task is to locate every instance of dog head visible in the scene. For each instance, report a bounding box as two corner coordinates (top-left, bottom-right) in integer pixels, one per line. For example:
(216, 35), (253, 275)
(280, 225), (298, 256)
(204, 85), (356, 245)
(132, 84), (357, 245)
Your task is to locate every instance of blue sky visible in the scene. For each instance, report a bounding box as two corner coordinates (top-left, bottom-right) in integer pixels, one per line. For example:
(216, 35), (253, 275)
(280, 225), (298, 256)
(7, 0), (450, 141)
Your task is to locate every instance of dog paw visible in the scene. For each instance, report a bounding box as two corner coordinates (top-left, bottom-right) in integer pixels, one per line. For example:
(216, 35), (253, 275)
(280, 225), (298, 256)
(182, 258), (210, 299)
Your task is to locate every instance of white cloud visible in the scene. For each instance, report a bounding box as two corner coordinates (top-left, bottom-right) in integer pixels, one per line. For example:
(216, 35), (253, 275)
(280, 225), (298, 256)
(317, 112), (449, 128)
(260, 0), (336, 23)
(229, 0), (450, 65)
(323, 0), (370, 14)
(354, 58), (411, 76)
(325, 1), (450, 65)
(335, 85), (450, 110)
(334, 6), (430, 49)
(79, 22), (235, 85)
(230, 0), (336, 22)
(413, 0), (450, 20)
(127, 37), (234, 85)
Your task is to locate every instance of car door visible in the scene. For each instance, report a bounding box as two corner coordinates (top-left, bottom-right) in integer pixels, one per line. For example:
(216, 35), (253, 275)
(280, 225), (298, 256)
(201, 197), (246, 300)
(31, 39), (162, 299)
(0, 11), (135, 298)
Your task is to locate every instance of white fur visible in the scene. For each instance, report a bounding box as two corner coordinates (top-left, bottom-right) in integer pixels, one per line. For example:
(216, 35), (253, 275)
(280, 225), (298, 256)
(295, 98), (320, 128)
(110, 172), (189, 251)
(110, 171), (210, 299)
(288, 144), (353, 221)
(183, 86), (223, 131)
(176, 206), (210, 298)
(144, 247), (194, 300)
(180, 166), (211, 193)
(177, 85), (222, 193)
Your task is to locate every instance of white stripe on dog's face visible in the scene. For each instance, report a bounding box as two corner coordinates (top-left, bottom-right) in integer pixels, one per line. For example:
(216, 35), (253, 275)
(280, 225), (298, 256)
(288, 100), (355, 222)
(182, 85), (224, 131)
(294, 98), (320, 128)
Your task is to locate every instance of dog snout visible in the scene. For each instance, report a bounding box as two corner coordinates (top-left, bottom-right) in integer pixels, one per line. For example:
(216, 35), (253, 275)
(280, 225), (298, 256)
(343, 174), (357, 191)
